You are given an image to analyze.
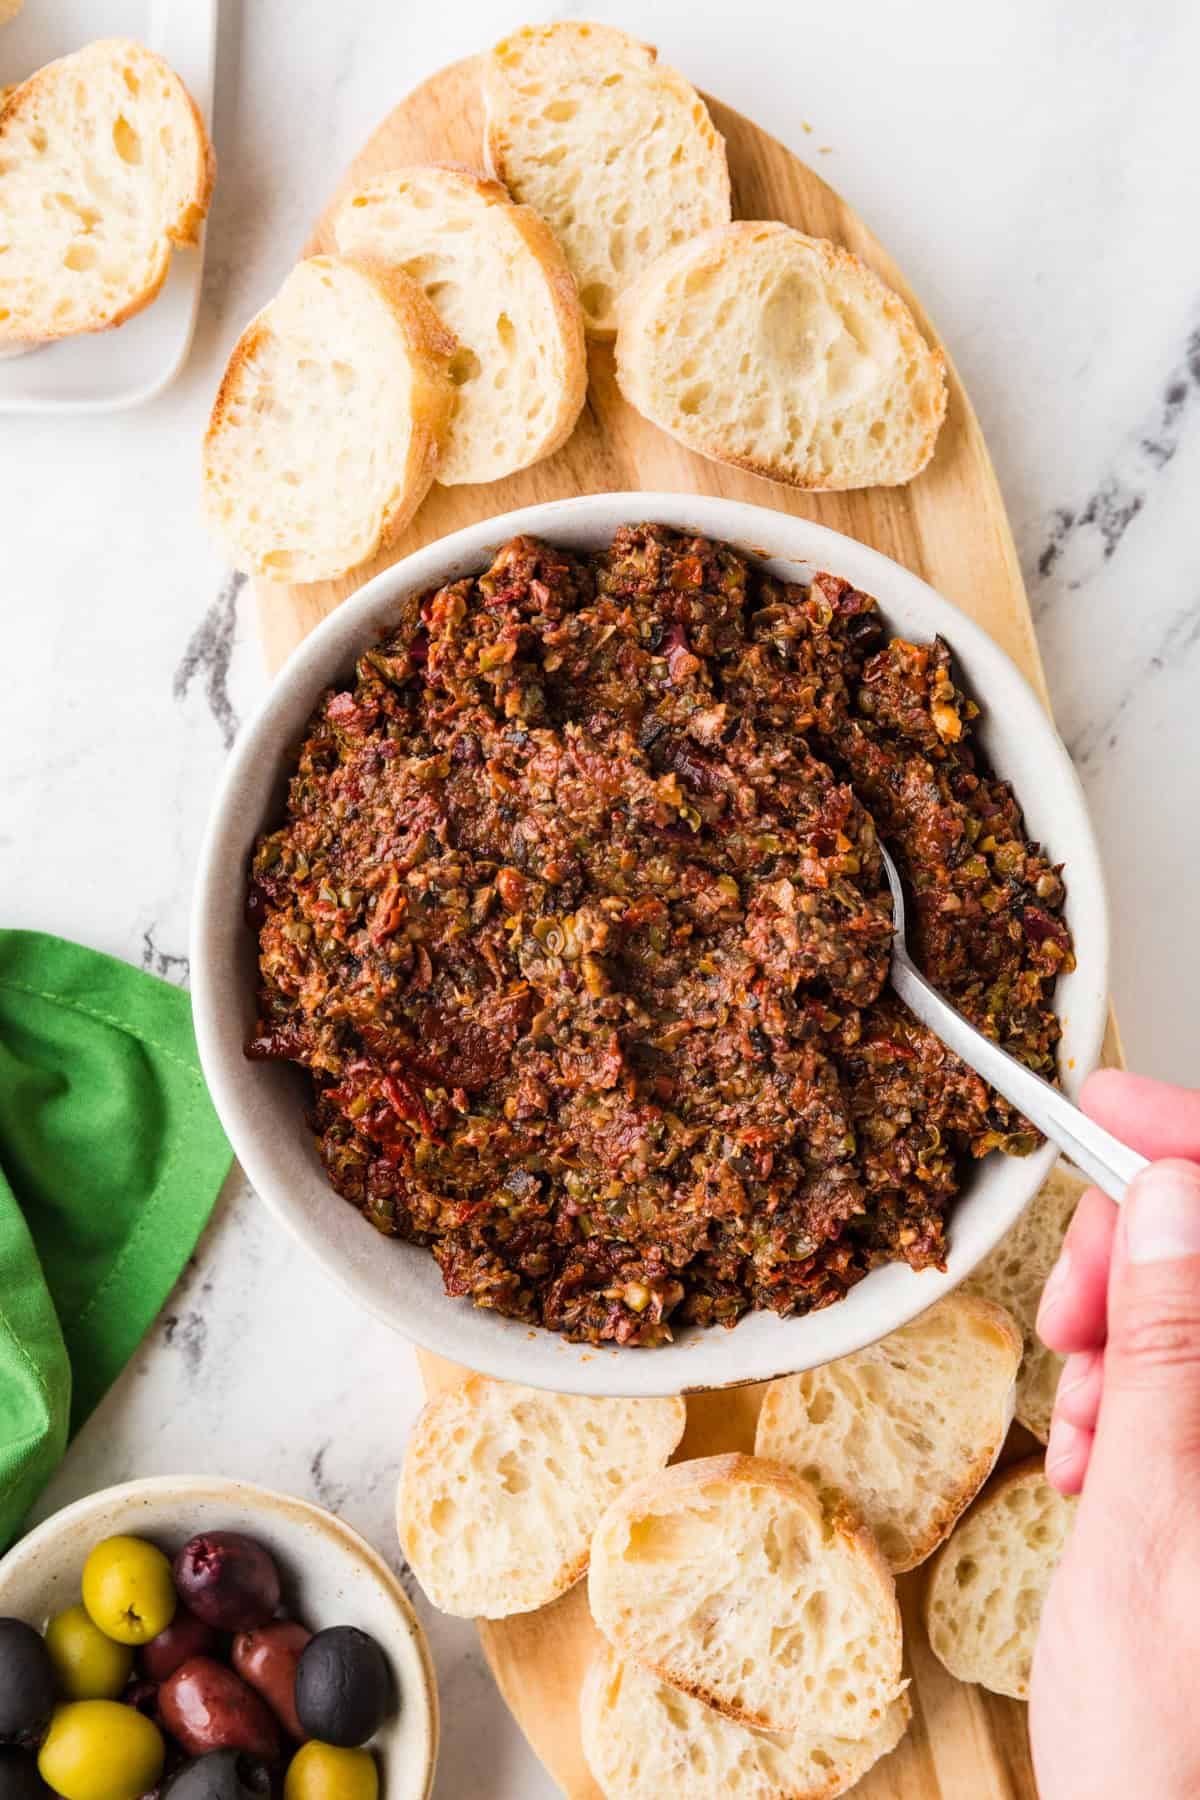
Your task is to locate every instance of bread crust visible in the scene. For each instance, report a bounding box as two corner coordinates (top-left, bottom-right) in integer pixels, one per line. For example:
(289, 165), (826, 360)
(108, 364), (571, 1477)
(589, 1452), (903, 1735)
(398, 1374), (686, 1620)
(332, 163), (587, 481)
(482, 21), (730, 338)
(202, 255), (455, 584)
(615, 221), (947, 488)
(0, 38), (215, 346)
(755, 1293), (1022, 1571)
(924, 1453), (1072, 1700)
(580, 1644), (912, 1800)
(964, 1162), (1085, 1442)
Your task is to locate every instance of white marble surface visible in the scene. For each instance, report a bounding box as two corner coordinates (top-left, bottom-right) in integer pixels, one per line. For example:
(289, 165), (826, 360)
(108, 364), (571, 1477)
(3, 1), (1199, 1794)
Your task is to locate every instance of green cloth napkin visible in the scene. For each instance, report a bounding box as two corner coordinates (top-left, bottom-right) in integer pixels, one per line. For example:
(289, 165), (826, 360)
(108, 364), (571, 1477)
(0, 930), (232, 1551)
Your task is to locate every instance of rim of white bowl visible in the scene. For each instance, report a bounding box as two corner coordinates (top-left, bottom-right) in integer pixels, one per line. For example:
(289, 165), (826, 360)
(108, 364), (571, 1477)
(0, 1475), (438, 1798)
(192, 493), (1110, 1397)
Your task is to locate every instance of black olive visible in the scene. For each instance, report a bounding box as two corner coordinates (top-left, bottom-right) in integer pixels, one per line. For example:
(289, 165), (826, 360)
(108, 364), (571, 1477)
(294, 1626), (393, 1748)
(637, 714), (667, 752)
(0, 1747), (48, 1800)
(843, 611), (885, 655)
(0, 1621), (57, 1741)
(166, 1752), (273, 1800)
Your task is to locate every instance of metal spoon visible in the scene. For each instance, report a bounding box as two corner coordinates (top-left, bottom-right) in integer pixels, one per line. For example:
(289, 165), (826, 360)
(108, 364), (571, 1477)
(878, 843), (1146, 1202)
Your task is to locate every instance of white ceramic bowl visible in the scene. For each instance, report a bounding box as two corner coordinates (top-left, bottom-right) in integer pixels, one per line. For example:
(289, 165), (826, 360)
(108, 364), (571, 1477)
(0, 1477), (437, 1797)
(192, 493), (1109, 1398)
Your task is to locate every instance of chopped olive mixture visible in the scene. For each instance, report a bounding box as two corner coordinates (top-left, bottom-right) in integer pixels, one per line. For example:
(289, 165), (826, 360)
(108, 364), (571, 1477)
(247, 526), (1073, 1346)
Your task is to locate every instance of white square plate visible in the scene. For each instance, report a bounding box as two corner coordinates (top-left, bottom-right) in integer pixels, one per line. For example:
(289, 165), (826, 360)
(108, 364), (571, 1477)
(0, 0), (218, 413)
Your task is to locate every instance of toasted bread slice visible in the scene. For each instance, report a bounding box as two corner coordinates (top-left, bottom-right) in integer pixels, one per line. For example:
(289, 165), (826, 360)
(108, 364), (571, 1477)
(964, 1162), (1086, 1441)
(615, 222), (947, 489)
(925, 1456), (1075, 1700)
(755, 1294), (1022, 1572)
(581, 1646), (911, 1800)
(0, 38), (213, 346)
(482, 21), (730, 336)
(333, 163), (586, 485)
(203, 255), (455, 585)
(588, 1453), (903, 1738)
(398, 1375), (685, 1620)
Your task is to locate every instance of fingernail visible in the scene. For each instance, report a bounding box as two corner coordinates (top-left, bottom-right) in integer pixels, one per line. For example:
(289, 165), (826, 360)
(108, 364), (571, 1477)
(1125, 1161), (1200, 1265)
(1036, 1247), (1071, 1330)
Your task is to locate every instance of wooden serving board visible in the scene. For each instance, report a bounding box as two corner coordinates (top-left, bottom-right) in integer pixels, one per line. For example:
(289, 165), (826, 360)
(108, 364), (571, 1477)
(255, 52), (1118, 1800)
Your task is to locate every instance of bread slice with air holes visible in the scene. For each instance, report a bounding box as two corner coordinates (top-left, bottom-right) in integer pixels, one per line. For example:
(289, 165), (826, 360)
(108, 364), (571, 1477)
(925, 1456), (1076, 1700)
(587, 1452), (904, 1739)
(581, 1646), (912, 1800)
(332, 163), (587, 486)
(614, 221), (947, 489)
(203, 255), (455, 585)
(964, 1162), (1086, 1441)
(755, 1293), (1022, 1573)
(0, 38), (214, 347)
(481, 21), (730, 337)
(397, 1375), (686, 1620)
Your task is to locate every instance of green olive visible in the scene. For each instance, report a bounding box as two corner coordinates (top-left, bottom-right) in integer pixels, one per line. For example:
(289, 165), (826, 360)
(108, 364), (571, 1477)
(44, 1604), (133, 1700)
(37, 1700), (164, 1800)
(81, 1536), (176, 1646)
(283, 1741), (379, 1800)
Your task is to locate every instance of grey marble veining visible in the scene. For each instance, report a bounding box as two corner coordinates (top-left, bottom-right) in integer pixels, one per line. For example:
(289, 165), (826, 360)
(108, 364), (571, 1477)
(4, 2), (1200, 1794)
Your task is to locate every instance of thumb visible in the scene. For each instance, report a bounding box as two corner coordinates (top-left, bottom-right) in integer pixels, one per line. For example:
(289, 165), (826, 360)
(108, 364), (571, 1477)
(1095, 1159), (1200, 1473)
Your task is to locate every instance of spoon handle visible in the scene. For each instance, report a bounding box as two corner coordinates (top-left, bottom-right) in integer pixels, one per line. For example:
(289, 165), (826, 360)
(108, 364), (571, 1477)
(890, 950), (1148, 1203)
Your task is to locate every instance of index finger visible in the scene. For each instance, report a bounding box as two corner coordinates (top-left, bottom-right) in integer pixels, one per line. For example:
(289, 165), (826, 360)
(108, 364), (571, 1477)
(1082, 1071), (1200, 1161)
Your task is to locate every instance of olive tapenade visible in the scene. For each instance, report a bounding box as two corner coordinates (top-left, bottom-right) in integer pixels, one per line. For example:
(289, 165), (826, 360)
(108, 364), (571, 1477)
(246, 525), (1073, 1346)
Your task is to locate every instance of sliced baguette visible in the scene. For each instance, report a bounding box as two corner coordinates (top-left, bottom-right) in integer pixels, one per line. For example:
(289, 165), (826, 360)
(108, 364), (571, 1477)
(588, 1452), (903, 1738)
(925, 1456), (1076, 1700)
(615, 221), (947, 489)
(333, 163), (586, 486)
(964, 1162), (1086, 1441)
(581, 1646), (911, 1800)
(755, 1294), (1022, 1572)
(398, 1375), (685, 1619)
(482, 21), (730, 336)
(0, 38), (214, 346)
(203, 255), (455, 585)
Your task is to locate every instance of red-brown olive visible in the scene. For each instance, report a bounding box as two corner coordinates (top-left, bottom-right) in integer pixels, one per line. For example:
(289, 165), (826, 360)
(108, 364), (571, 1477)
(0, 1620), (58, 1740)
(231, 1622), (310, 1740)
(166, 1751), (273, 1800)
(294, 1628), (391, 1748)
(0, 1746), (48, 1800)
(172, 1537), (281, 1634)
(158, 1658), (282, 1762)
(141, 1610), (221, 1683)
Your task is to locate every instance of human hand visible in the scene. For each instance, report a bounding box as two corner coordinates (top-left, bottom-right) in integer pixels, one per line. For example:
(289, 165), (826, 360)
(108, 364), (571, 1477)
(1030, 1070), (1200, 1800)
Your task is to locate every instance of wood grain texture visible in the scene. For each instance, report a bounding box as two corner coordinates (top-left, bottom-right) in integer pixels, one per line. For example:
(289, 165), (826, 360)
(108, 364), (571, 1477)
(251, 51), (1118, 1800)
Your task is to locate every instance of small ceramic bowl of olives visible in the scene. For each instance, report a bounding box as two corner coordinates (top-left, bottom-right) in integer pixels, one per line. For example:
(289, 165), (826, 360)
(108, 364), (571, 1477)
(0, 1477), (437, 1800)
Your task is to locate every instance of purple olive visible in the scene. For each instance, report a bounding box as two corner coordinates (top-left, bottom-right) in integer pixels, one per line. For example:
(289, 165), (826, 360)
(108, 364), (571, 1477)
(172, 1537), (281, 1634)
(142, 1610), (221, 1684)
